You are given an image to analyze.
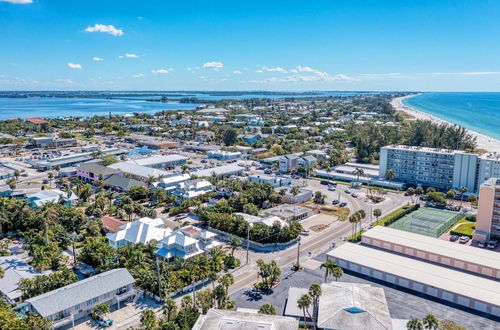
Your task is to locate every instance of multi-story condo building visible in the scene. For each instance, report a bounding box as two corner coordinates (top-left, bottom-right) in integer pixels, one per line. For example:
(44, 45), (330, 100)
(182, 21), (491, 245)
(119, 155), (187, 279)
(379, 145), (500, 192)
(474, 178), (500, 241)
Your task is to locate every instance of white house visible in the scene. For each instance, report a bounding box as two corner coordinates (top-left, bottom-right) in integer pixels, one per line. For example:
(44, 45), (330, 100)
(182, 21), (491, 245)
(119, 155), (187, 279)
(107, 217), (171, 248)
(26, 189), (78, 208)
(156, 226), (220, 260)
(247, 174), (292, 188)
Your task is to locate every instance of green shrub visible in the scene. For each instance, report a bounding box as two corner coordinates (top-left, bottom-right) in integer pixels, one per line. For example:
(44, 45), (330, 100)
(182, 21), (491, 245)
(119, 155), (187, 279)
(377, 204), (419, 227)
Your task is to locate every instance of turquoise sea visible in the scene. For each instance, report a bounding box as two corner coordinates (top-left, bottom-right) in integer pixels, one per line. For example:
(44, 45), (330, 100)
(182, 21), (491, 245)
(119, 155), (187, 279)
(402, 92), (500, 140)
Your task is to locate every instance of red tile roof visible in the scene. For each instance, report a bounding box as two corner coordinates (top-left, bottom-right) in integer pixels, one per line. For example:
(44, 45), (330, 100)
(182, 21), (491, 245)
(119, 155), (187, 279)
(26, 117), (49, 124)
(102, 216), (127, 233)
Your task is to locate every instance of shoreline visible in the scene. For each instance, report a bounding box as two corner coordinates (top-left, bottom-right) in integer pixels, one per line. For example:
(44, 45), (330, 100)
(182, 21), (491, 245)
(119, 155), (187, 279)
(391, 94), (500, 154)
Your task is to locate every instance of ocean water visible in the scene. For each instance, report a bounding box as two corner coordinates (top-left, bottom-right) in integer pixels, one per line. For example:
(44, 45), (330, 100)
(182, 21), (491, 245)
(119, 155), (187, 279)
(0, 97), (200, 120)
(403, 92), (500, 140)
(0, 91), (374, 120)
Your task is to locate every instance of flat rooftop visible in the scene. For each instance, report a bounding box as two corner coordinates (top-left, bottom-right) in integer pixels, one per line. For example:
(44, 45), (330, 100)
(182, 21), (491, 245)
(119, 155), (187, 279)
(327, 243), (500, 307)
(362, 226), (500, 271)
(384, 144), (463, 155)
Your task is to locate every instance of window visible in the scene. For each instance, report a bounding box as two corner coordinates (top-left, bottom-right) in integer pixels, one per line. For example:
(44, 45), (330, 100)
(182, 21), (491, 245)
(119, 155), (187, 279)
(75, 304), (80, 311)
(104, 292), (110, 299)
(92, 297), (98, 304)
(86, 299), (93, 307)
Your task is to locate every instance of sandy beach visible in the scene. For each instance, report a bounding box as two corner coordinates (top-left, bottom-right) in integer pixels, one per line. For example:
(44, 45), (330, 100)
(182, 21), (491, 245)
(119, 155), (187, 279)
(391, 95), (500, 154)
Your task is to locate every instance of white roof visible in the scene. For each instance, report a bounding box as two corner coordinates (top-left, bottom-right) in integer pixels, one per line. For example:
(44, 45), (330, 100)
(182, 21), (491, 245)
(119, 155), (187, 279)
(160, 173), (191, 185)
(126, 154), (188, 167)
(363, 226), (500, 271)
(193, 164), (244, 177)
(234, 213), (288, 227)
(109, 162), (170, 178)
(327, 243), (500, 306)
(107, 217), (171, 245)
(162, 230), (199, 247)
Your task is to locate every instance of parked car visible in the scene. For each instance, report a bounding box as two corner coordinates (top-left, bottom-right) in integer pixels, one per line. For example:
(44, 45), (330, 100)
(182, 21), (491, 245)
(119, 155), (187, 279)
(264, 169), (272, 174)
(351, 193), (358, 198)
(449, 235), (459, 242)
(332, 199), (340, 205)
(301, 229), (310, 236)
(176, 213), (189, 220)
(487, 240), (497, 249)
(345, 189), (351, 194)
(339, 202), (347, 207)
(328, 185), (336, 191)
(478, 241), (486, 248)
(459, 236), (470, 244)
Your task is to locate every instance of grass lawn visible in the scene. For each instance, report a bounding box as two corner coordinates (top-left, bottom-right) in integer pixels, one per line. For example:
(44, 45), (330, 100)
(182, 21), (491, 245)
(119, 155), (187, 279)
(451, 221), (475, 237)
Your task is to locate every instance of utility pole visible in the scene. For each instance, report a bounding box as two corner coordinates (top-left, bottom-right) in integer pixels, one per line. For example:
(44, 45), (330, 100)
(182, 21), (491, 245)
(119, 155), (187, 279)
(296, 236), (301, 269)
(246, 224), (250, 265)
(155, 257), (162, 301)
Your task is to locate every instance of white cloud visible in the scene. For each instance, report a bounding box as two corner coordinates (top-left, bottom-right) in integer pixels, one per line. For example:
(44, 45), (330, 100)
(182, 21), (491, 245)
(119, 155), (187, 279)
(233, 70), (242, 75)
(0, 0), (33, 4)
(151, 68), (172, 74)
(92, 57), (104, 61)
(256, 70), (263, 73)
(250, 66), (355, 84)
(67, 63), (82, 69)
(262, 66), (288, 73)
(203, 61), (224, 70)
(119, 53), (140, 59)
(85, 24), (123, 37)
(132, 73), (145, 78)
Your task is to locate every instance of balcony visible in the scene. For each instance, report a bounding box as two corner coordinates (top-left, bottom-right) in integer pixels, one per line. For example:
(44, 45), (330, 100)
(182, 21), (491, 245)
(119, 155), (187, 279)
(51, 313), (74, 329)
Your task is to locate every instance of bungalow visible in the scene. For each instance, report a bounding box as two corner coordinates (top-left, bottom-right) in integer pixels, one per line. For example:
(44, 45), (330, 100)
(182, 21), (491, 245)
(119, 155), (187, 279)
(26, 189), (78, 208)
(193, 309), (298, 330)
(264, 204), (312, 221)
(107, 217), (171, 248)
(171, 179), (215, 202)
(104, 174), (146, 192)
(234, 212), (288, 227)
(21, 268), (135, 329)
(156, 226), (220, 261)
(282, 188), (313, 204)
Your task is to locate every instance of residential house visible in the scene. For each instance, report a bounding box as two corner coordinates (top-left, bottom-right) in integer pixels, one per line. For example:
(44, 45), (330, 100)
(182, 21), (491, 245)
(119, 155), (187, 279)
(0, 253), (52, 304)
(106, 217), (171, 248)
(279, 154), (300, 173)
(171, 179), (215, 202)
(21, 268), (135, 329)
(101, 216), (128, 233)
(26, 189), (78, 208)
(108, 162), (170, 182)
(264, 204), (312, 221)
(104, 174), (146, 192)
(195, 130), (215, 142)
(156, 226), (220, 260)
(297, 155), (318, 170)
(234, 212), (288, 228)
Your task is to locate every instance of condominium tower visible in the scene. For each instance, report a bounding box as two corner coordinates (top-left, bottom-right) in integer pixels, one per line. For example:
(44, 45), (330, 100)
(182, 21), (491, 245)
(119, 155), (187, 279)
(379, 145), (500, 192)
(474, 178), (500, 241)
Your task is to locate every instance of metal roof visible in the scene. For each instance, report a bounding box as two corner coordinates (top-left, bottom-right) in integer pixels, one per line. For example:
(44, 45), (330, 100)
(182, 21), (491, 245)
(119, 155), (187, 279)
(26, 268), (135, 317)
(327, 244), (500, 307)
(362, 226), (500, 271)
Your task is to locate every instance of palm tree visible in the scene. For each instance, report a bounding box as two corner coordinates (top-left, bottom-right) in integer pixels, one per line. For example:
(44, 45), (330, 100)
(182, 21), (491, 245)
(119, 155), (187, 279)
(353, 167), (364, 183)
(406, 187), (415, 204)
(0, 266), (4, 279)
(297, 294), (313, 329)
(415, 186), (424, 205)
(226, 235), (241, 257)
(348, 212), (360, 241)
(357, 209), (366, 239)
(386, 168), (395, 187)
(446, 189), (456, 205)
(308, 283), (322, 329)
(47, 172), (54, 188)
(139, 309), (157, 330)
(320, 260), (337, 283)
(407, 318), (424, 330)
(373, 208), (382, 225)
(41, 203), (58, 245)
(422, 314), (439, 330)
(459, 186), (468, 208)
(161, 298), (177, 321)
(258, 304), (277, 315)
(331, 266), (343, 281)
(290, 186), (300, 217)
(68, 231), (82, 264)
(219, 273), (234, 297)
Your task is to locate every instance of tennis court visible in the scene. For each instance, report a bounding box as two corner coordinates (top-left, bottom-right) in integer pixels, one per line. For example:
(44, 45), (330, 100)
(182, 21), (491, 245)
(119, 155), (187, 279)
(389, 207), (463, 237)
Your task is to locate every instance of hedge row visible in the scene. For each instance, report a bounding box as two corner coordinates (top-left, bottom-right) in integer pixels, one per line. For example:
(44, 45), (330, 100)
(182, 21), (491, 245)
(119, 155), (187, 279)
(378, 204), (420, 227)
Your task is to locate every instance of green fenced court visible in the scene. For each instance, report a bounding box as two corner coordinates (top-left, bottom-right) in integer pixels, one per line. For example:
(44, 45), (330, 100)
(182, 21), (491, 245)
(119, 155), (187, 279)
(389, 207), (463, 237)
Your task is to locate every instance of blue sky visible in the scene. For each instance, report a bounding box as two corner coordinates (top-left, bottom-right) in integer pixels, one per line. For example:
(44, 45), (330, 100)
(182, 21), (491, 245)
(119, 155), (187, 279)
(1, 0), (500, 91)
